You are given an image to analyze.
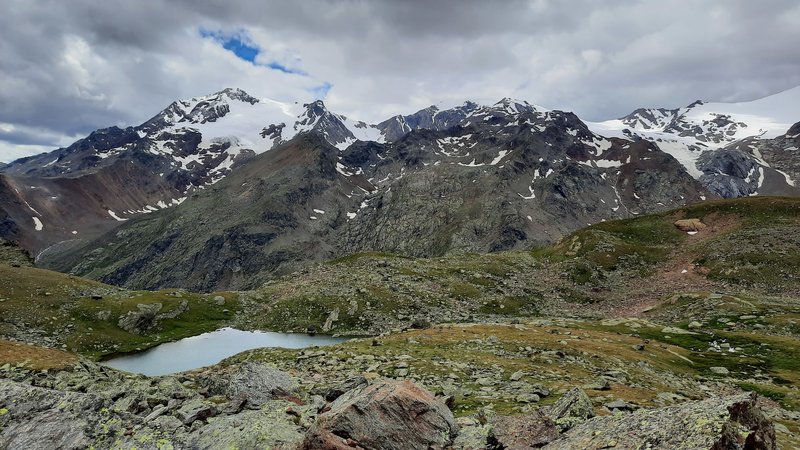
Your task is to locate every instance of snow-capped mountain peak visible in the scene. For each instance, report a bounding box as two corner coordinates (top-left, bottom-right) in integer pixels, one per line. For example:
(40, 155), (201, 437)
(587, 86), (800, 180)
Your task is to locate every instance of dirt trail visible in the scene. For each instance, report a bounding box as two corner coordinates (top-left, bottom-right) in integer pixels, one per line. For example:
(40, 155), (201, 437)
(605, 214), (742, 317)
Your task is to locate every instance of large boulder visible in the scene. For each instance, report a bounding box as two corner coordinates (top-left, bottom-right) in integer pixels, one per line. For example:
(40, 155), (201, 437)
(117, 303), (163, 334)
(197, 362), (299, 407)
(674, 218), (707, 232)
(544, 387), (594, 431)
(488, 410), (560, 449)
(300, 379), (458, 450)
(542, 393), (776, 450)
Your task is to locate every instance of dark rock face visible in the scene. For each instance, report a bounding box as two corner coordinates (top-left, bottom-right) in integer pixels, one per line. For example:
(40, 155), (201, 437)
(619, 107), (677, 130)
(296, 100), (356, 149)
(698, 148), (761, 198)
(376, 101), (481, 141)
(301, 380), (458, 450)
(695, 128), (800, 199)
(787, 121), (800, 137)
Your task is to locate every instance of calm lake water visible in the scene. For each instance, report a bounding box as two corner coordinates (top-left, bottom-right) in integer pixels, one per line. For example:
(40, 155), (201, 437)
(101, 327), (347, 376)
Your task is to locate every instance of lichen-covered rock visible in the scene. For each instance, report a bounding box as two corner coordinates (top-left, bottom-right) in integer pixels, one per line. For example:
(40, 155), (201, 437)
(197, 362), (299, 407)
(452, 417), (492, 450)
(488, 410), (560, 449)
(175, 398), (217, 425)
(117, 303), (163, 334)
(544, 387), (594, 431)
(542, 393), (776, 450)
(183, 401), (310, 449)
(0, 380), (99, 449)
(300, 379), (458, 450)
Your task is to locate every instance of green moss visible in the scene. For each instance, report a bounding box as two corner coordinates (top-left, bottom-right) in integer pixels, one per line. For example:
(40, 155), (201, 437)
(477, 295), (541, 315)
(0, 265), (238, 359)
(737, 382), (788, 405)
(450, 282), (481, 300)
(327, 252), (406, 265)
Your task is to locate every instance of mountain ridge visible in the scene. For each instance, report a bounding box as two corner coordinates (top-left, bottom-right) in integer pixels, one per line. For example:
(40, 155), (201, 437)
(0, 87), (796, 289)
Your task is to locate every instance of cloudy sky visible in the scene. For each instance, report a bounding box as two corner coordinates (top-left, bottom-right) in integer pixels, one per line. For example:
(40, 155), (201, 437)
(1, 0), (799, 162)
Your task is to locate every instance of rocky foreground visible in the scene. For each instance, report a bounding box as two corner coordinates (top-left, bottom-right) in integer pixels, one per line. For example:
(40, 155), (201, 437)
(0, 358), (779, 450)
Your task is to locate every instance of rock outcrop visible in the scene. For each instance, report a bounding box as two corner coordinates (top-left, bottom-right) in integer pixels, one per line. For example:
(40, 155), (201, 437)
(674, 218), (707, 232)
(301, 379), (458, 450)
(542, 393), (776, 450)
(197, 362), (300, 407)
(543, 387), (594, 431)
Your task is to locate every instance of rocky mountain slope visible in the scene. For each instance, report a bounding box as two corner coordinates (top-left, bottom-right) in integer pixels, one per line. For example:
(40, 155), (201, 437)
(42, 99), (710, 291)
(1, 88), (797, 292)
(589, 87), (800, 198)
(0, 88), (381, 256)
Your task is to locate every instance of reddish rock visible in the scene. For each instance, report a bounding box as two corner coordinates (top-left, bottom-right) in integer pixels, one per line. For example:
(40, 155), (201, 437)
(674, 218), (707, 232)
(300, 380), (457, 450)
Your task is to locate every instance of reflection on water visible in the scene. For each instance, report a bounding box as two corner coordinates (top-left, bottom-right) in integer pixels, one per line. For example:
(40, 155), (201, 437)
(101, 327), (346, 376)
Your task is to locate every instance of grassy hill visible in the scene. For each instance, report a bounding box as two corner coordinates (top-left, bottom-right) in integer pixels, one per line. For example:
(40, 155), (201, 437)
(0, 262), (238, 359)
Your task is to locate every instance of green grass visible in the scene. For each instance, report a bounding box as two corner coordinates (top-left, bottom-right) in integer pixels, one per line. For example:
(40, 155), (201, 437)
(0, 265), (237, 359)
(327, 251), (409, 265)
(476, 294), (542, 315)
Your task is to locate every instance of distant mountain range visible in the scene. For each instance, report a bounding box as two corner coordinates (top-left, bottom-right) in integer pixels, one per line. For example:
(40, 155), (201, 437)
(0, 87), (797, 291)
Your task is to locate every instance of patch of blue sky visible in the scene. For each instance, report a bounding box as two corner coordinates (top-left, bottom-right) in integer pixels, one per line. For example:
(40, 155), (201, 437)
(200, 28), (305, 75)
(310, 82), (333, 98)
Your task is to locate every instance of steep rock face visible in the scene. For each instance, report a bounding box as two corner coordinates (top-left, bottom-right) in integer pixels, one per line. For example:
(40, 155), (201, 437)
(619, 107), (678, 130)
(376, 101), (481, 141)
(338, 107), (707, 258)
(697, 125), (800, 198)
(0, 153), (187, 255)
(698, 148), (763, 198)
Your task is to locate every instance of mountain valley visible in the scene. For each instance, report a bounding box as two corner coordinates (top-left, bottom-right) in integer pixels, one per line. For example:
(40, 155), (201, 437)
(1, 196), (800, 448)
(0, 88), (798, 449)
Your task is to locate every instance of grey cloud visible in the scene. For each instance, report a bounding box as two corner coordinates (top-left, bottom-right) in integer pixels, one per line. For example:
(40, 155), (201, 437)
(0, 0), (798, 162)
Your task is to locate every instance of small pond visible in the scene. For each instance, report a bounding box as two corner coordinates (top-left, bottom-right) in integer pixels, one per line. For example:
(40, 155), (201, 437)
(101, 327), (347, 376)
